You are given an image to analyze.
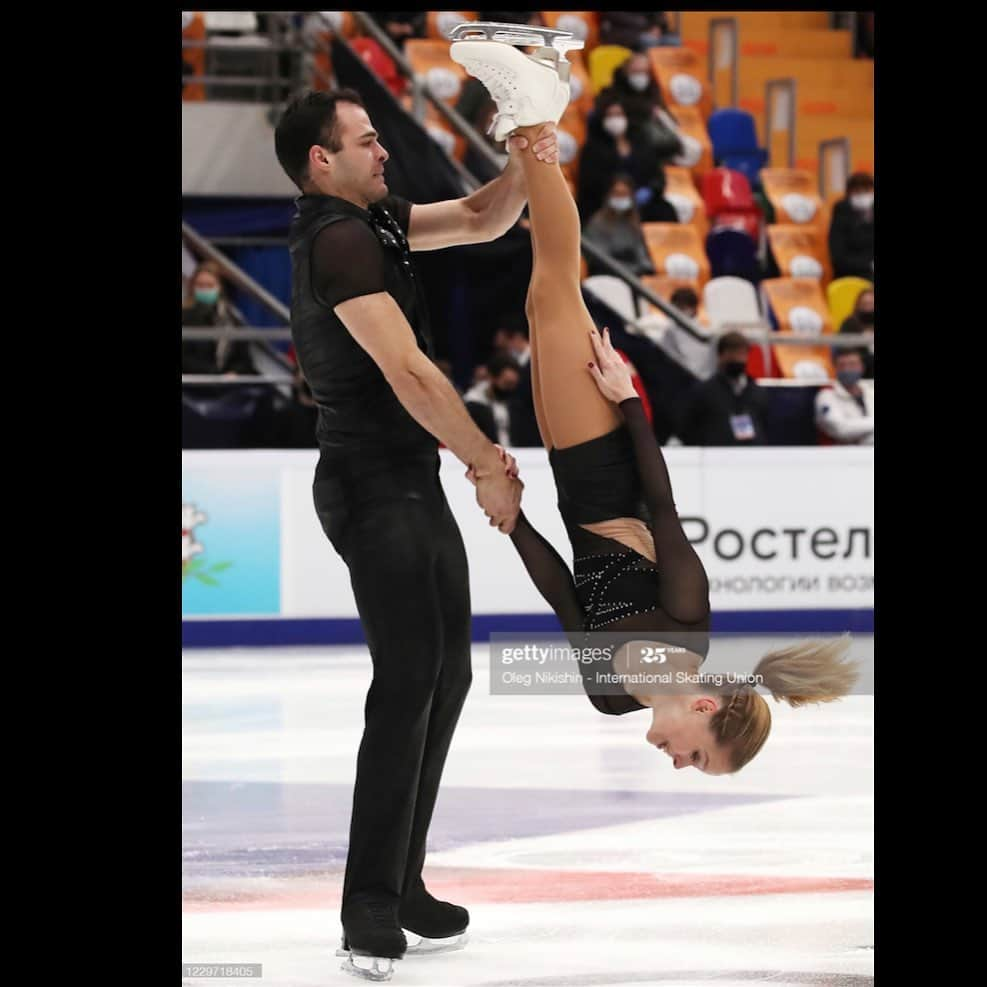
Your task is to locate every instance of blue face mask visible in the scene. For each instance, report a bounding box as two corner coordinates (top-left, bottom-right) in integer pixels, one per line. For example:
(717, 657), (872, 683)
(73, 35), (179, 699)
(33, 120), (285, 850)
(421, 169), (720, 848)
(194, 288), (219, 306)
(837, 370), (863, 389)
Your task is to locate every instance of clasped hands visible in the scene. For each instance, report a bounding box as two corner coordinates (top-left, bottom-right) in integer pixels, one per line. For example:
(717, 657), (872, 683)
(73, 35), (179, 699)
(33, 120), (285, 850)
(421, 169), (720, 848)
(465, 445), (522, 535)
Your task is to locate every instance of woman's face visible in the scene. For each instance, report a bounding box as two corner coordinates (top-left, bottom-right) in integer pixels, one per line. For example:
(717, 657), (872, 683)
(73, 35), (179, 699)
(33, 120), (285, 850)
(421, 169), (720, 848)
(626, 54), (650, 78)
(194, 271), (220, 295)
(645, 696), (732, 775)
(856, 291), (874, 315)
(610, 179), (634, 202)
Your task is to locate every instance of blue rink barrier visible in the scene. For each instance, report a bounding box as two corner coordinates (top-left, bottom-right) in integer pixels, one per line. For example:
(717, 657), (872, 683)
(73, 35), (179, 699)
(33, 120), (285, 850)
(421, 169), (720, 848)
(182, 609), (874, 649)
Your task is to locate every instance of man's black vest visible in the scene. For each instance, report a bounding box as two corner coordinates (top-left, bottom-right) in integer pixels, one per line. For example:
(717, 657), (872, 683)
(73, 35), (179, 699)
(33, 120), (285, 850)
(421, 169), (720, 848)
(287, 193), (437, 457)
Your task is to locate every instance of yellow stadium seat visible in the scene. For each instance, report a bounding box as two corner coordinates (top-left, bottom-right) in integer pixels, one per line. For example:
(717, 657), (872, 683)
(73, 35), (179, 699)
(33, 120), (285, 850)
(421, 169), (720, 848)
(641, 224), (711, 287)
(588, 44), (632, 93)
(826, 277), (873, 329)
(766, 225), (832, 285)
(426, 11), (478, 40)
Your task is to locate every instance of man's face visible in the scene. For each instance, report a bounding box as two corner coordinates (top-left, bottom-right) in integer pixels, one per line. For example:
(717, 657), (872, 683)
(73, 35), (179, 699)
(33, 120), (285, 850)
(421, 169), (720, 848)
(326, 103), (390, 206)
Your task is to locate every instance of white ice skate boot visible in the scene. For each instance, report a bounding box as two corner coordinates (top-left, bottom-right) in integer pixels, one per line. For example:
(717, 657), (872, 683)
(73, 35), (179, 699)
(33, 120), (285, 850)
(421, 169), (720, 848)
(448, 22), (582, 142)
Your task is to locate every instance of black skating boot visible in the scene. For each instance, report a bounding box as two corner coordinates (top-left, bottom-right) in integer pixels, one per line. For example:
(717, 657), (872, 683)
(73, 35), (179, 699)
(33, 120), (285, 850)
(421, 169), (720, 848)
(337, 896), (407, 982)
(399, 878), (469, 955)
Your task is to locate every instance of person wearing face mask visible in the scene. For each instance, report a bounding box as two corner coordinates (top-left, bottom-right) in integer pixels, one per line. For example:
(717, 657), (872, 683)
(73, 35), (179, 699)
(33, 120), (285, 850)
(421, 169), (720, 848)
(597, 53), (683, 160)
(828, 172), (875, 281)
(599, 12), (673, 52)
(462, 352), (523, 447)
(181, 260), (258, 378)
(815, 349), (874, 445)
(676, 332), (769, 446)
(577, 94), (664, 220)
(838, 287), (874, 379)
(584, 174), (656, 277)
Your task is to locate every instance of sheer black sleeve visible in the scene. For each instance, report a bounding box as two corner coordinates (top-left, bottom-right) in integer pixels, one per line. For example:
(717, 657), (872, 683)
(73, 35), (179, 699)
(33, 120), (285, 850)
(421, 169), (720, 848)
(311, 219), (389, 311)
(619, 396), (710, 624)
(508, 510), (584, 633)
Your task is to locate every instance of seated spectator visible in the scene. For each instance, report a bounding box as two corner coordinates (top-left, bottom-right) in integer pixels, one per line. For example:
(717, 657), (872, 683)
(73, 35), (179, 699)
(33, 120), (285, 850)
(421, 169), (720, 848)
(677, 331), (769, 445)
(369, 11), (426, 50)
(463, 353), (522, 446)
(577, 93), (663, 220)
(815, 349), (874, 445)
(598, 52), (684, 158)
(599, 11), (672, 50)
(584, 174), (656, 277)
(492, 325), (541, 446)
(669, 286), (700, 319)
(181, 261), (257, 378)
(838, 287), (874, 379)
(828, 172), (874, 281)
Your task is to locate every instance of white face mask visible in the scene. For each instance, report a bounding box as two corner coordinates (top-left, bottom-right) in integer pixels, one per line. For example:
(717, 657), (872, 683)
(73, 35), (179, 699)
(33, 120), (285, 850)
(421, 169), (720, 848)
(609, 196), (633, 213)
(627, 72), (650, 92)
(850, 192), (874, 211)
(603, 115), (628, 138)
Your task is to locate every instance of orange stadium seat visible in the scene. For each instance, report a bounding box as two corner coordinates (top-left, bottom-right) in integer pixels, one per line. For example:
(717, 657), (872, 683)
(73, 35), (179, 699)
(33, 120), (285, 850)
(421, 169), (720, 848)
(641, 224), (711, 287)
(426, 11), (478, 40)
(668, 106), (714, 179)
(182, 12), (206, 101)
(405, 39), (469, 106)
(760, 276), (836, 380)
(760, 169), (826, 231)
(648, 47), (713, 120)
(662, 166), (709, 240)
(541, 11), (600, 53)
(761, 277), (834, 335)
(564, 50), (595, 116)
(766, 225), (832, 285)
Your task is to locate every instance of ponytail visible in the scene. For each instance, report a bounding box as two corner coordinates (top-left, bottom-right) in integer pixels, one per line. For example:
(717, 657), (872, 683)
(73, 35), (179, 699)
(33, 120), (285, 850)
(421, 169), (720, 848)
(711, 635), (861, 773)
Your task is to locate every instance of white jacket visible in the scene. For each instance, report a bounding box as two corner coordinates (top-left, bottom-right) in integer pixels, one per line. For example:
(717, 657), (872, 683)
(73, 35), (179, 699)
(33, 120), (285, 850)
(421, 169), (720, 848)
(815, 379), (874, 445)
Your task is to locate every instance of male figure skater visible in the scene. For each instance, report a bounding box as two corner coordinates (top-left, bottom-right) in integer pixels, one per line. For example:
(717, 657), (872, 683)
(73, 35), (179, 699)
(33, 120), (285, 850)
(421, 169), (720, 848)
(274, 87), (557, 979)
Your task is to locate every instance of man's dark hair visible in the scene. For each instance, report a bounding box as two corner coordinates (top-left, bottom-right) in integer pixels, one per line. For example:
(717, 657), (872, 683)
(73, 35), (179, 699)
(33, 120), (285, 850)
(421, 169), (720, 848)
(670, 287), (699, 311)
(846, 171), (874, 195)
(717, 331), (750, 356)
(834, 347), (865, 365)
(274, 89), (366, 191)
(487, 353), (522, 377)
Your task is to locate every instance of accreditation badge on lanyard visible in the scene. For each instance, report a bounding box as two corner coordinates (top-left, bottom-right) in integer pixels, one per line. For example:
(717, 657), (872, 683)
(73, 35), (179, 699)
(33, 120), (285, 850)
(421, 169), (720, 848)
(729, 413), (756, 441)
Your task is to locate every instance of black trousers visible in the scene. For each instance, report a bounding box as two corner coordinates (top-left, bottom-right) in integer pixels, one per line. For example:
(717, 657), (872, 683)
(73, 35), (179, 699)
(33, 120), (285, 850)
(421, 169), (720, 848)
(313, 446), (472, 912)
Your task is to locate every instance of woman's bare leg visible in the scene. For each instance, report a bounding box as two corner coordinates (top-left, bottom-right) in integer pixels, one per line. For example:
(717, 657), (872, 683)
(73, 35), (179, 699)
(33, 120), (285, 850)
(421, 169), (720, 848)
(514, 124), (622, 450)
(525, 288), (555, 451)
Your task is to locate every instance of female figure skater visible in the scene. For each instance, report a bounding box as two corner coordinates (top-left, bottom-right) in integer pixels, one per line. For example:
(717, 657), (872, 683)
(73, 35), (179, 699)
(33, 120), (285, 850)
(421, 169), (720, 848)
(451, 28), (859, 776)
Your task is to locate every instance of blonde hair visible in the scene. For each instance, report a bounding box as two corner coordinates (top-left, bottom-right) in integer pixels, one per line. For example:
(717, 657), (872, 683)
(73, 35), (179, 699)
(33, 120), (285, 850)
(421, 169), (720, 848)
(711, 636), (862, 773)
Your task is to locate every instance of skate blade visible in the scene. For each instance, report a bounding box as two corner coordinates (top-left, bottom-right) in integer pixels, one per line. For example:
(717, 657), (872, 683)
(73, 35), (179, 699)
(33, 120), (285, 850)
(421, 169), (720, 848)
(447, 21), (584, 54)
(339, 951), (398, 982)
(404, 931), (469, 955)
